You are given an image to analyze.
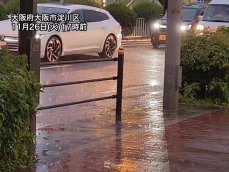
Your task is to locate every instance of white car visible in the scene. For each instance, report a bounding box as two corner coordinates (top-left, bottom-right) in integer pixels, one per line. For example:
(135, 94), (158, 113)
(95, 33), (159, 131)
(197, 0), (229, 31)
(0, 3), (122, 62)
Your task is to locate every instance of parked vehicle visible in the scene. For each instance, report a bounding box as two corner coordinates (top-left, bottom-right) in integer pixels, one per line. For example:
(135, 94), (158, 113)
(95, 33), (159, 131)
(0, 3), (122, 62)
(197, 0), (229, 32)
(149, 4), (206, 48)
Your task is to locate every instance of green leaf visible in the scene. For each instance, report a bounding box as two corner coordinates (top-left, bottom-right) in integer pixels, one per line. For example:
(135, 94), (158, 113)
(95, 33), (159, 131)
(0, 47), (41, 172)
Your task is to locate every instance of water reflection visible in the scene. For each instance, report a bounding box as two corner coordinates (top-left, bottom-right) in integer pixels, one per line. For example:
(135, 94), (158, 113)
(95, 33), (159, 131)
(114, 124), (138, 171)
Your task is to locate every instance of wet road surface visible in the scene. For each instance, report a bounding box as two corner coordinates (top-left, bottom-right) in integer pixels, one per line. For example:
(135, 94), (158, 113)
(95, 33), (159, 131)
(35, 45), (226, 172)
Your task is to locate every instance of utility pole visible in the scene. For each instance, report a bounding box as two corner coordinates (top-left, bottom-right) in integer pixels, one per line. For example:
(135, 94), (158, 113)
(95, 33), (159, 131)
(163, 0), (183, 110)
(18, 0), (38, 156)
(18, 0), (37, 69)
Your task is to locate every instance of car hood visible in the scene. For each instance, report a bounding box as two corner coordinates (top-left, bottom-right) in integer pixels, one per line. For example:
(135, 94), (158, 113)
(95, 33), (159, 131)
(0, 19), (50, 37)
(199, 20), (229, 31)
(157, 19), (193, 26)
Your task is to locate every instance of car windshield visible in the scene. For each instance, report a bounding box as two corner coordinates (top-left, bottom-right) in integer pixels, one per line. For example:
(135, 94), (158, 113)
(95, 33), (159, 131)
(203, 4), (229, 22)
(37, 6), (70, 15)
(162, 8), (198, 21)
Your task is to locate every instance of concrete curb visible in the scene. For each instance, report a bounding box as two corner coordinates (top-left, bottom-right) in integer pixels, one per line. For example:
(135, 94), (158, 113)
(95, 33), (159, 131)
(121, 39), (151, 45)
(122, 39), (151, 42)
(122, 36), (150, 40)
(122, 42), (151, 45)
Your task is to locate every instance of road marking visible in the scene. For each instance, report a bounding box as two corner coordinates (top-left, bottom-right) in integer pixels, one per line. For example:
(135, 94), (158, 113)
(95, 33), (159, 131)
(41, 64), (73, 69)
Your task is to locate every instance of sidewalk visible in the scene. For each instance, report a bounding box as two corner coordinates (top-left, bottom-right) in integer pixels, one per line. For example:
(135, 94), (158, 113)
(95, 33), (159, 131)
(32, 45), (229, 172)
(34, 98), (229, 172)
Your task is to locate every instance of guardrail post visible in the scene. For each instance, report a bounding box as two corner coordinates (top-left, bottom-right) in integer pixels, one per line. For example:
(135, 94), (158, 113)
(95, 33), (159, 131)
(29, 37), (41, 156)
(116, 47), (124, 123)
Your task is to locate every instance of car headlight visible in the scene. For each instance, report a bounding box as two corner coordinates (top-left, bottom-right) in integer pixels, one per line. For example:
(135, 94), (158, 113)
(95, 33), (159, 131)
(154, 23), (160, 29)
(181, 25), (191, 31)
(35, 34), (44, 39)
(196, 25), (204, 30)
(181, 25), (187, 31)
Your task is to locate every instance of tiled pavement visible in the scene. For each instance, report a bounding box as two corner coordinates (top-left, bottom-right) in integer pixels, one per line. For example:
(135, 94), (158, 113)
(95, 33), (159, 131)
(35, 101), (229, 172)
(47, 109), (229, 172)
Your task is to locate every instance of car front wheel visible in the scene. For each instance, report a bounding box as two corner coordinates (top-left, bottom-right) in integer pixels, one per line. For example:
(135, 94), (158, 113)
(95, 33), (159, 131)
(45, 36), (62, 62)
(99, 34), (117, 58)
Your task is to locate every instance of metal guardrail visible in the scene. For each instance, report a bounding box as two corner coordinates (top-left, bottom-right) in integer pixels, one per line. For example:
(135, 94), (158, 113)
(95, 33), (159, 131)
(29, 38), (124, 156)
(37, 47), (124, 122)
(124, 18), (150, 38)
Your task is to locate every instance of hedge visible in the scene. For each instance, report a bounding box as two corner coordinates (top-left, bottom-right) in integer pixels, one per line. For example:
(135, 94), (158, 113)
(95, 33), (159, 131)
(6, 0), (100, 15)
(6, 0), (52, 15)
(0, 47), (41, 172)
(179, 27), (229, 106)
(65, 0), (101, 7)
(105, 2), (137, 36)
(0, 2), (7, 21)
(133, 2), (163, 22)
(6, 0), (19, 15)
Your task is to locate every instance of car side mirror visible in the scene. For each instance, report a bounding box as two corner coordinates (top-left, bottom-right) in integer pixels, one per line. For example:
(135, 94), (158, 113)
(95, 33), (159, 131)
(197, 16), (203, 22)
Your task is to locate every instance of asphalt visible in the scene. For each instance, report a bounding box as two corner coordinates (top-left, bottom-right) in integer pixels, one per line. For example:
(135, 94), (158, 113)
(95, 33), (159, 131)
(21, 44), (228, 172)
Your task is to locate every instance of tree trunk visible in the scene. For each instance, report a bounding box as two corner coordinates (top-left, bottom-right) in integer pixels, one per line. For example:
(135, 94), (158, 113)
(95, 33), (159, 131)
(0, 0), (7, 4)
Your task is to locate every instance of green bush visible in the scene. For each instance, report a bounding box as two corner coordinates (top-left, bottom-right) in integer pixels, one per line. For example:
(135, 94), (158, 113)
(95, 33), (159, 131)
(179, 27), (229, 105)
(217, 25), (229, 34)
(38, 0), (51, 2)
(133, 2), (162, 22)
(0, 47), (41, 172)
(65, 0), (101, 7)
(0, 2), (7, 21)
(6, 0), (51, 14)
(105, 2), (137, 36)
(6, 0), (19, 15)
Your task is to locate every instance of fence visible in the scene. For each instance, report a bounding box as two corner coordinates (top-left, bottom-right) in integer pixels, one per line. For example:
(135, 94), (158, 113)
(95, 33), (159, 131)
(125, 18), (150, 38)
(29, 40), (124, 155)
(36, 48), (124, 121)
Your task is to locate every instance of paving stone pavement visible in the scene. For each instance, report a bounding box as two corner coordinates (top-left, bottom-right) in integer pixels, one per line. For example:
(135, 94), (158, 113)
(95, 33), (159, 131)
(35, 71), (224, 172)
(35, 92), (226, 172)
(40, 108), (229, 172)
(33, 46), (228, 172)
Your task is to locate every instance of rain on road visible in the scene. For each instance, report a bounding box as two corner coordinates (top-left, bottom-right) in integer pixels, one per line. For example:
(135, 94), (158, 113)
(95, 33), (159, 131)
(36, 45), (226, 172)
(37, 44), (166, 171)
(38, 44), (165, 118)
